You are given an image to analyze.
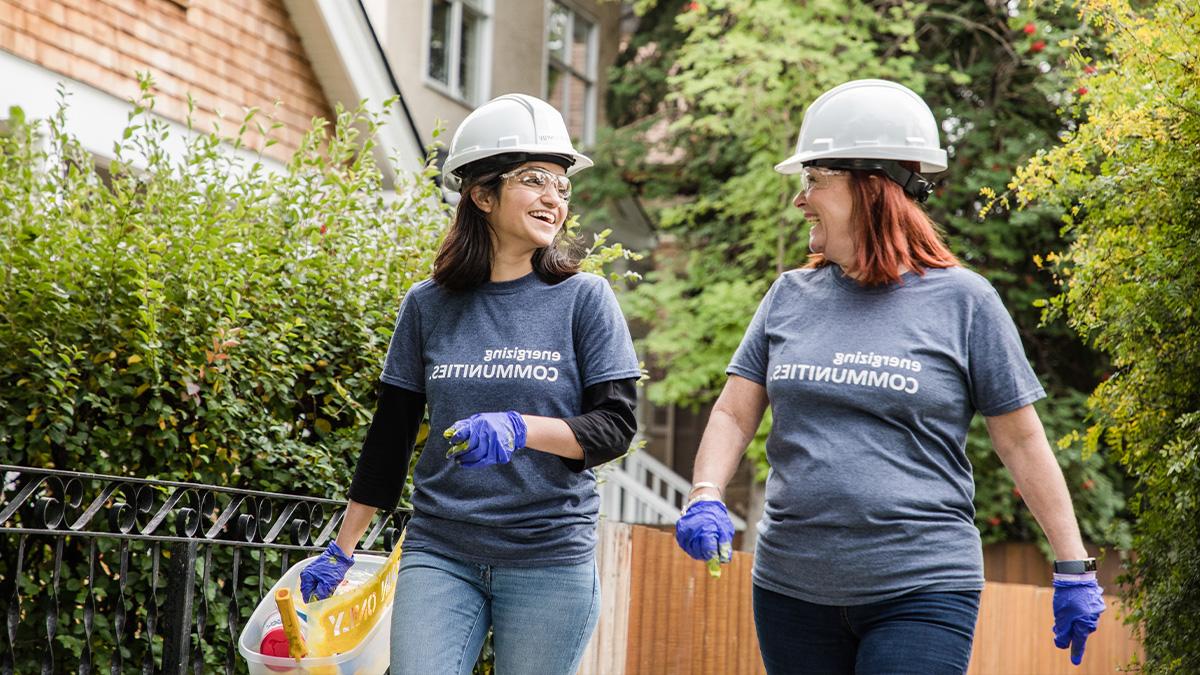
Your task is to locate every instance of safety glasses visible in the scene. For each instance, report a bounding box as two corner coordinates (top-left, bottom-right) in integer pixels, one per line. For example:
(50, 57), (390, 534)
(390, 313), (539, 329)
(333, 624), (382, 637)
(798, 166), (849, 195)
(500, 166), (572, 202)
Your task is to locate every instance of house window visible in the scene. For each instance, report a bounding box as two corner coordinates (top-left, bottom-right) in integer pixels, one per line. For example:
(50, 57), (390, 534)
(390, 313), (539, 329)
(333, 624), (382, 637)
(427, 0), (489, 104)
(545, 2), (597, 144)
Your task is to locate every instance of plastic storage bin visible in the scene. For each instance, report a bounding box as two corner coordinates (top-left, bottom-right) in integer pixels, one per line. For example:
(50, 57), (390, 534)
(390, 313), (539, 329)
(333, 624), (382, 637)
(238, 553), (393, 675)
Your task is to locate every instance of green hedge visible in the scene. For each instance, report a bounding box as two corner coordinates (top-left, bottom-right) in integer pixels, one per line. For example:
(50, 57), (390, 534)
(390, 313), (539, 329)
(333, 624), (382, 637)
(0, 80), (447, 498)
(0, 76), (454, 671)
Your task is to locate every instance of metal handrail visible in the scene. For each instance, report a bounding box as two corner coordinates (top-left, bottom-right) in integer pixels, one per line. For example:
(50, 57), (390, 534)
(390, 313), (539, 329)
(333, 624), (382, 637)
(602, 453), (748, 531)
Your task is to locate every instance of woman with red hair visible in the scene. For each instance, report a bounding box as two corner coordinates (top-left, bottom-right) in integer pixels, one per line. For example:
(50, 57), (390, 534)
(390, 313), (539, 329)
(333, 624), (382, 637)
(674, 80), (1105, 674)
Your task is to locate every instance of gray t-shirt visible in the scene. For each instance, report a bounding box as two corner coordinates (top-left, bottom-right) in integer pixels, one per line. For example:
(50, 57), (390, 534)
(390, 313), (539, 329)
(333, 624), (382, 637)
(728, 264), (1045, 604)
(381, 271), (640, 566)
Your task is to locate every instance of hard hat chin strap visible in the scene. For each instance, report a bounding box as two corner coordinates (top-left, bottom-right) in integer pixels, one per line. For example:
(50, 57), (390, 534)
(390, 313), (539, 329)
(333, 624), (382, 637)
(807, 159), (935, 203)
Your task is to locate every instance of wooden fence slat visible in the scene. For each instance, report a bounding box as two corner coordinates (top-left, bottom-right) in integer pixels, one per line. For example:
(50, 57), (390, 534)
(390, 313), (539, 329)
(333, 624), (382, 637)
(578, 522), (634, 675)
(613, 526), (766, 675)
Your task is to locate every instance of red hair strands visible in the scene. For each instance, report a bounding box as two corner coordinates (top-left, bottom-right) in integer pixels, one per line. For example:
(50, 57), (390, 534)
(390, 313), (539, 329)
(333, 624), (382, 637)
(807, 166), (958, 285)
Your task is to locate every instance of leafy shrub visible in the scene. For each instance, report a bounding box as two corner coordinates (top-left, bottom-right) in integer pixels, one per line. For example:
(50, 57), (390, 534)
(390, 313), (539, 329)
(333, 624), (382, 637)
(0, 76), (455, 670)
(1002, 1), (1200, 669)
(0, 79), (448, 497)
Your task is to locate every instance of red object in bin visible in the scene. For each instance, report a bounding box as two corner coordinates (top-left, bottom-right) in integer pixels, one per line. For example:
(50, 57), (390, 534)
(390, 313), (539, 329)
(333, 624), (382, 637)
(260, 624), (292, 657)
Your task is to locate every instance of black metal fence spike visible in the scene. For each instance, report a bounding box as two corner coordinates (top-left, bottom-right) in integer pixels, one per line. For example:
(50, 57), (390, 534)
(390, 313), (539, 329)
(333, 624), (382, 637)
(224, 547), (241, 675)
(2, 534), (26, 675)
(82, 537), (97, 675)
(113, 538), (129, 675)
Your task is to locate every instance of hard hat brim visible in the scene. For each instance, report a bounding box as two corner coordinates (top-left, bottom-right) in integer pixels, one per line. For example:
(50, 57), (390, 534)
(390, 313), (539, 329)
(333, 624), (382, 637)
(442, 146), (593, 192)
(775, 147), (948, 175)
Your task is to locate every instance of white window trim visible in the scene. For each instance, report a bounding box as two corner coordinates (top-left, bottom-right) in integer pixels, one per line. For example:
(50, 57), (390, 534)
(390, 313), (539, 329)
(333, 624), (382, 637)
(422, 0), (493, 106)
(543, 0), (598, 145)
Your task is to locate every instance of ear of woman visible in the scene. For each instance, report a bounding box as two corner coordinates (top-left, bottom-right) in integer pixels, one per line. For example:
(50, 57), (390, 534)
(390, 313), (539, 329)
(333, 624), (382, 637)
(471, 185), (495, 214)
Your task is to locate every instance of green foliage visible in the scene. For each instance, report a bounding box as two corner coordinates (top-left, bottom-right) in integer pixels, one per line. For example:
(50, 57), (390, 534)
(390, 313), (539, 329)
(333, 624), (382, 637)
(621, 262), (766, 407)
(605, 0), (691, 127)
(0, 77), (448, 497)
(574, 223), (645, 286)
(0, 75), (450, 671)
(1004, 1), (1200, 669)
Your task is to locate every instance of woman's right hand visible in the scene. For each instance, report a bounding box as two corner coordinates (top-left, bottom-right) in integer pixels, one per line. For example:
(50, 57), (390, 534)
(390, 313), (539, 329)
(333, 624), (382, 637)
(299, 541), (355, 602)
(675, 500), (735, 574)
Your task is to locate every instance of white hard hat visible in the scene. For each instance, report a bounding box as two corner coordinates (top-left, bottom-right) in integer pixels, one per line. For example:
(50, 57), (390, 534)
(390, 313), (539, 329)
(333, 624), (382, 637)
(775, 79), (947, 175)
(441, 93), (593, 191)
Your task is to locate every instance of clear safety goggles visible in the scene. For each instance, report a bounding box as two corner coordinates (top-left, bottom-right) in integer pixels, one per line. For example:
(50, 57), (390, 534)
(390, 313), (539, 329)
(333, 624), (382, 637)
(798, 166), (849, 194)
(500, 166), (572, 202)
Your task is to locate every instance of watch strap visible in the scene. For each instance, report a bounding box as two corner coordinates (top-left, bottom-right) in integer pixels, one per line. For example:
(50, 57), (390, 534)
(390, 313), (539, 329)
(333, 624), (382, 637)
(1053, 558), (1097, 574)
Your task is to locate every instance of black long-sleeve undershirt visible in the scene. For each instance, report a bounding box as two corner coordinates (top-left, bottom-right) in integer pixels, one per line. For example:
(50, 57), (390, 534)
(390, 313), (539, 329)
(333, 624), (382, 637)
(347, 384), (426, 510)
(346, 378), (639, 510)
(560, 377), (638, 472)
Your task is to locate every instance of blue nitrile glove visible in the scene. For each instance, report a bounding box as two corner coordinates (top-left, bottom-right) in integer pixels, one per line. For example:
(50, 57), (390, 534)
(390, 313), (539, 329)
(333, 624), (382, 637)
(444, 411), (528, 468)
(299, 541), (355, 603)
(675, 500), (734, 575)
(1052, 573), (1107, 666)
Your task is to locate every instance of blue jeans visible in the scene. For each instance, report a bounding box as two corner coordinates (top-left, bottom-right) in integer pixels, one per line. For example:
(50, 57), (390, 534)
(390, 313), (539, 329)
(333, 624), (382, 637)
(390, 550), (600, 675)
(753, 583), (981, 675)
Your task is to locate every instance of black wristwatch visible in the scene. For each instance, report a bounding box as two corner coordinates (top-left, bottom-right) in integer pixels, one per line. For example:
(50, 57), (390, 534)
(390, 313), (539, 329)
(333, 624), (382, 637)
(1053, 558), (1097, 574)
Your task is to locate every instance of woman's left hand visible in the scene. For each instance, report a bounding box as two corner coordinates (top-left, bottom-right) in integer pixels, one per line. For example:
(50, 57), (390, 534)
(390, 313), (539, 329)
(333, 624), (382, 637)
(1052, 574), (1106, 665)
(444, 411), (528, 468)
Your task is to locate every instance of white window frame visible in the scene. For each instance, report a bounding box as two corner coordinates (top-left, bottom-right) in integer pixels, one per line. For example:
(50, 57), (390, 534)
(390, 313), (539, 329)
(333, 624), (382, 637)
(544, 1), (598, 145)
(423, 0), (493, 106)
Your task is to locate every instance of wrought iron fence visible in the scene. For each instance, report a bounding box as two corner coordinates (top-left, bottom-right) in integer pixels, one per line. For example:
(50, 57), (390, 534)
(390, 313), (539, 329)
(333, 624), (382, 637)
(0, 464), (410, 674)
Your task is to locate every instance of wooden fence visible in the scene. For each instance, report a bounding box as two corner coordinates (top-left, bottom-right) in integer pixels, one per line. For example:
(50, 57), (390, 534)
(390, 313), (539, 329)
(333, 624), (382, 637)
(982, 540), (1125, 590)
(579, 523), (1141, 675)
(970, 582), (1141, 675)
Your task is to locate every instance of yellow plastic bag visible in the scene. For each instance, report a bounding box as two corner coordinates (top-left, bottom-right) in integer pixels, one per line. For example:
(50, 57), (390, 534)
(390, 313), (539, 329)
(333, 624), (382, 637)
(302, 533), (404, 658)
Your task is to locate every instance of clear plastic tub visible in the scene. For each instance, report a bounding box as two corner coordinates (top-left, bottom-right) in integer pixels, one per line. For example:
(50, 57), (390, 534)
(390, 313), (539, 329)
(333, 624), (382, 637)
(238, 553), (392, 675)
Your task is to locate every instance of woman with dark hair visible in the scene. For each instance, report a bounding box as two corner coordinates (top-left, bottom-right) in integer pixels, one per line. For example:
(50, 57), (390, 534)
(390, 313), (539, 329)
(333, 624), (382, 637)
(674, 80), (1106, 674)
(300, 94), (640, 674)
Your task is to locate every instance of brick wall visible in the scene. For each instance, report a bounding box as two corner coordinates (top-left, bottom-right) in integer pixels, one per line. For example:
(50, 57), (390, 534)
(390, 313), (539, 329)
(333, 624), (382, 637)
(0, 0), (333, 161)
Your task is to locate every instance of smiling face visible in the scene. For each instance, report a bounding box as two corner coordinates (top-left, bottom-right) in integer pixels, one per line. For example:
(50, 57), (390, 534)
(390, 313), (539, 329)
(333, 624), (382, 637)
(471, 161), (569, 254)
(794, 167), (856, 268)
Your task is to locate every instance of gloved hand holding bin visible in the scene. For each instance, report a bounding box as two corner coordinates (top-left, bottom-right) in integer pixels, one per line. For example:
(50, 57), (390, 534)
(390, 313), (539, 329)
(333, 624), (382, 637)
(675, 499), (735, 578)
(300, 541), (355, 603)
(239, 538), (405, 674)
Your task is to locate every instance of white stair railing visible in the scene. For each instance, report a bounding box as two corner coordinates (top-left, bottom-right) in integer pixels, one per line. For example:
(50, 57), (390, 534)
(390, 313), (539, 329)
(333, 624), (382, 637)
(598, 448), (748, 531)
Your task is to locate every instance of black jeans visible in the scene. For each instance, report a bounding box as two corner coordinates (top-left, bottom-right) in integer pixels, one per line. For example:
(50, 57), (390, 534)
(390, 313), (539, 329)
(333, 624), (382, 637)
(753, 583), (981, 675)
